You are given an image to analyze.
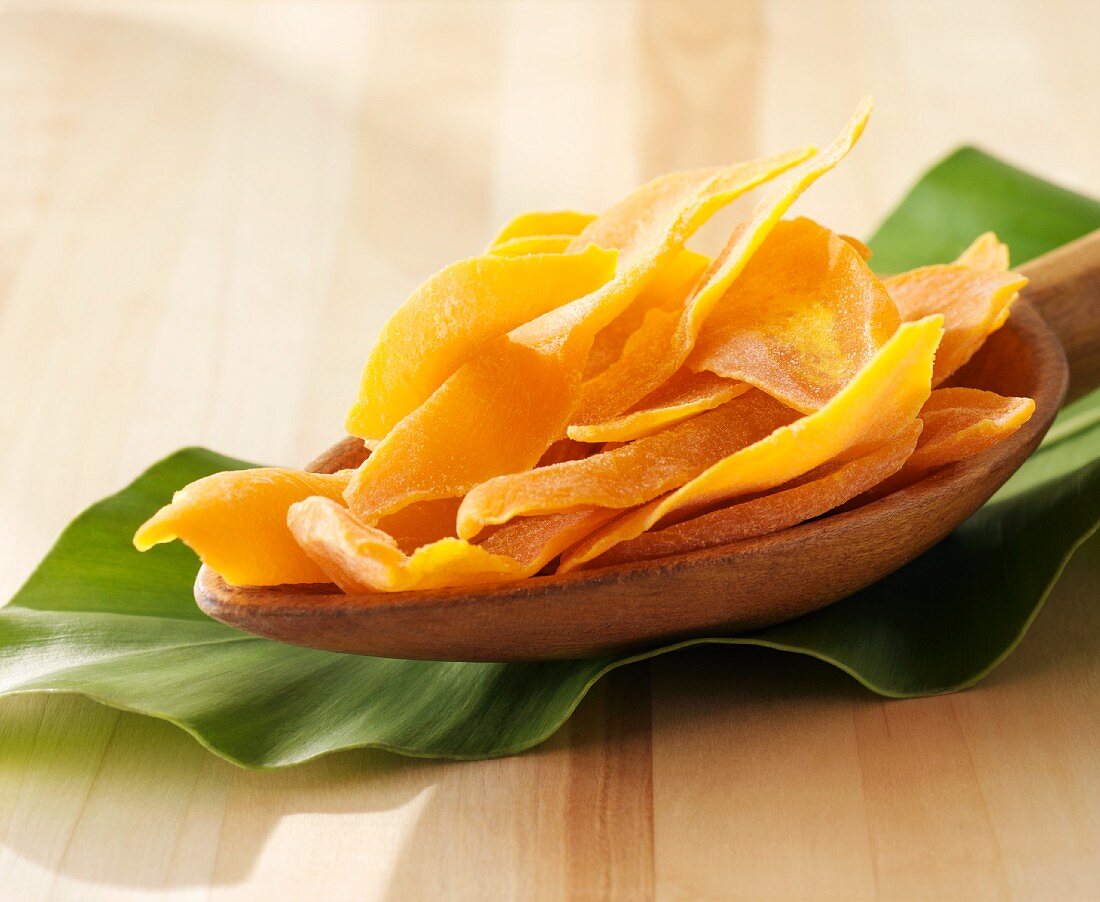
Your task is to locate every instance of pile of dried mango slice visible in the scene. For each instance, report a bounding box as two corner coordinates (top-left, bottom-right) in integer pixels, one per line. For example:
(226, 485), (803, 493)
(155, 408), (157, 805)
(134, 100), (1035, 594)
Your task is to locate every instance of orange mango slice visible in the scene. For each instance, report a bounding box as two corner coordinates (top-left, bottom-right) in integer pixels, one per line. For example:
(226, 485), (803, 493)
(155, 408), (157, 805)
(345, 245), (618, 442)
(489, 211), (596, 248)
(686, 217), (899, 413)
(134, 469), (351, 586)
(567, 369), (747, 443)
(582, 421), (922, 569)
(572, 97), (873, 427)
(560, 314), (942, 569)
(288, 497), (616, 593)
(490, 235), (575, 256)
(884, 387), (1035, 490)
(457, 390), (797, 539)
(584, 248), (711, 379)
(375, 497), (463, 554)
(344, 146), (815, 524)
(885, 234), (1025, 385)
(840, 234), (873, 261)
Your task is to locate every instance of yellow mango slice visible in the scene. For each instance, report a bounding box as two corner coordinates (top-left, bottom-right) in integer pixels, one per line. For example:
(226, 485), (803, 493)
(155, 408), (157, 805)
(885, 234), (1025, 384)
(581, 421), (922, 569)
(567, 369), (747, 443)
(344, 146), (815, 524)
(133, 469), (352, 586)
(345, 245), (618, 442)
(881, 387), (1034, 491)
(288, 497), (616, 593)
(584, 248), (711, 379)
(686, 217), (899, 413)
(560, 314), (942, 569)
(572, 98), (873, 425)
(457, 391), (796, 539)
(955, 231), (1009, 271)
(489, 211), (597, 248)
(490, 235), (575, 257)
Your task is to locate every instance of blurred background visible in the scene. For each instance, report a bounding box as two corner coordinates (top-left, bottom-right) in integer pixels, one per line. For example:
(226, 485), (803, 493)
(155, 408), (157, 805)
(3, 2), (1099, 600)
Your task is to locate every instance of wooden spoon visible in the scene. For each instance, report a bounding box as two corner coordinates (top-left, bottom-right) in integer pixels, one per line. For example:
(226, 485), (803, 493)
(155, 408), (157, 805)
(197, 231), (1100, 661)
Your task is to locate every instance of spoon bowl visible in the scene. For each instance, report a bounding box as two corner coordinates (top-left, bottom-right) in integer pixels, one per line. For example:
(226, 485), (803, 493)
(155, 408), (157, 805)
(197, 230), (1100, 661)
(196, 300), (1066, 660)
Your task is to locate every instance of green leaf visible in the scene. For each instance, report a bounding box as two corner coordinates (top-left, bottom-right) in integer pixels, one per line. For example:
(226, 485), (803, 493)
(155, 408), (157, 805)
(868, 146), (1100, 271)
(3, 148), (1100, 767)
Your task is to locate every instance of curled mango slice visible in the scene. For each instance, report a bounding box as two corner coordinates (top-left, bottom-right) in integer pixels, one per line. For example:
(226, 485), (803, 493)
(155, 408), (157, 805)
(560, 315), (942, 569)
(134, 469), (352, 586)
(288, 497), (616, 593)
(573, 97), (873, 426)
(457, 391), (796, 539)
(686, 217), (899, 413)
(346, 245), (618, 442)
(567, 369), (746, 444)
(489, 211), (596, 248)
(580, 421), (922, 569)
(344, 146), (815, 524)
(885, 234), (1025, 384)
(955, 231), (1009, 272)
(584, 248), (711, 379)
(876, 387), (1034, 493)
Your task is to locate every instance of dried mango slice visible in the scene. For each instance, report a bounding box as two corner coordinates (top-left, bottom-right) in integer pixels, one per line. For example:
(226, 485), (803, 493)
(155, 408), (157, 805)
(490, 235), (575, 257)
(584, 248), (711, 379)
(567, 369), (747, 443)
(573, 98), (873, 425)
(375, 497), (462, 554)
(560, 314), (942, 569)
(686, 217), (899, 413)
(956, 231), (1009, 272)
(288, 497), (616, 593)
(581, 421), (922, 569)
(881, 387), (1034, 492)
(345, 245), (618, 442)
(885, 234), (1025, 384)
(840, 234), (873, 261)
(581, 306), (682, 409)
(457, 391), (796, 538)
(478, 507), (620, 565)
(489, 211), (596, 248)
(133, 469), (351, 586)
(345, 146), (815, 524)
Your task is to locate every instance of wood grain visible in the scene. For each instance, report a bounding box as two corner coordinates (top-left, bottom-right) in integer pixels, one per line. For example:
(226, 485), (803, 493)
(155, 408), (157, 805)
(1017, 230), (1100, 401)
(2, 1), (1100, 898)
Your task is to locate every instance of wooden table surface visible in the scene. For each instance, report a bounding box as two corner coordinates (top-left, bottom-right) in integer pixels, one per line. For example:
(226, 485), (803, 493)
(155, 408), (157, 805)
(2, 1), (1099, 898)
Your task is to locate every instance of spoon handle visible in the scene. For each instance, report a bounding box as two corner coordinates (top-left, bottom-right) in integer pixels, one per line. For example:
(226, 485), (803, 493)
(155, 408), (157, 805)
(1020, 229), (1100, 402)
